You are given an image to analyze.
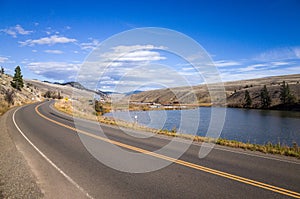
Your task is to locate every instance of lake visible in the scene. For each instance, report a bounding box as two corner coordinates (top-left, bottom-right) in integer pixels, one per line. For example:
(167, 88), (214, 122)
(105, 107), (300, 146)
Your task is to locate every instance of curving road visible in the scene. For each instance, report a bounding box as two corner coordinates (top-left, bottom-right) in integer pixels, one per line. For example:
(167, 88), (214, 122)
(6, 101), (300, 198)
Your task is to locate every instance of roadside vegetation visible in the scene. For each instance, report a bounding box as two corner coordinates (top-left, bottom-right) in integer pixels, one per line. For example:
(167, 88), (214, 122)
(0, 66), (20, 115)
(54, 99), (300, 159)
(0, 66), (41, 115)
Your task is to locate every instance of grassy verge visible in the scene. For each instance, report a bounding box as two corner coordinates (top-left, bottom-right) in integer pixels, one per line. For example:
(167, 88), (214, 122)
(54, 99), (300, 159)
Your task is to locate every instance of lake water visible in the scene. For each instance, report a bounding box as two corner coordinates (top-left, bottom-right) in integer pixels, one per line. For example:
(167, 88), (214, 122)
(105, 107), (300, 146)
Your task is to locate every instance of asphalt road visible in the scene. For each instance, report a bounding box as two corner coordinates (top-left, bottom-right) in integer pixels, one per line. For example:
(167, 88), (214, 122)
(7, 101), (300, 198)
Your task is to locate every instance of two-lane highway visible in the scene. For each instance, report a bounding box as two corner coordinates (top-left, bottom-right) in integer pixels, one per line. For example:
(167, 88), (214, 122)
(7, 101), (300, 198)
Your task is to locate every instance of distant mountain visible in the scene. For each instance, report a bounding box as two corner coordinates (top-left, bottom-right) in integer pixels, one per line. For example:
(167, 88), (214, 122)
(125, 90), (143, 96)
(103, 91), (120, 95)
(102, 90), (143, 96)
(59, 81), (86, 89)
(55, 81), (107, 98)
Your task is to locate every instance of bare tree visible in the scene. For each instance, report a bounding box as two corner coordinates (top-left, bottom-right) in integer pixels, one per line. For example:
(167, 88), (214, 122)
(4, 89), (15, 105)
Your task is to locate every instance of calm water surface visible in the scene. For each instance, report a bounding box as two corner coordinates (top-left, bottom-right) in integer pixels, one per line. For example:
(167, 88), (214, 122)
(105, 107), (300, 146)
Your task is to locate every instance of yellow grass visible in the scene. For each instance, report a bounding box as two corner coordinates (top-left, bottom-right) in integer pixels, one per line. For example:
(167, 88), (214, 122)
(0, 101), (9, 116)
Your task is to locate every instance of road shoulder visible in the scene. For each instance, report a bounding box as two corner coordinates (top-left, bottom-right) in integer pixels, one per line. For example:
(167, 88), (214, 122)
(0, 107), (43, 198)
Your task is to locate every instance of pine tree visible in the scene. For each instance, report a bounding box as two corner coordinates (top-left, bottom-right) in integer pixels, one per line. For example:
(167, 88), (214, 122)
(280, 81), (295, 105)
(0, 66), (4, 74)
(244, 90), (252, 108)
(286, 84), (296, 104)
(260, 85), (271, 109)
(11, 66), (24, 90)
(280, 81), (288, 104)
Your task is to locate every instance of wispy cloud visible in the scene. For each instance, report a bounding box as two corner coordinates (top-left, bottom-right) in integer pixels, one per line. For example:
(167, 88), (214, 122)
(80, 38), (100, 50)
(1, 24), (33, 38)
(271, 61), (290, 66)
(0, 56), (9, 63)
(19, 35), (77, 46)
(213, 60), (241, 67)
(75, 44), (170, 90)
(44, 49), (64, 54)
(255, 46), (300, 61)
(27, 61), (81, 81)
(100, 45), (167, 63)
(220, 65), (300, 82)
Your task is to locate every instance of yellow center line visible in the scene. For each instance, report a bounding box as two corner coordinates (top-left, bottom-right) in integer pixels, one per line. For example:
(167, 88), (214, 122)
(35, 103), (300, 198)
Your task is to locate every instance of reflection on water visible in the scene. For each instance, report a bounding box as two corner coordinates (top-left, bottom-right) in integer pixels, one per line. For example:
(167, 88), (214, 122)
(105, 107), (300, 146)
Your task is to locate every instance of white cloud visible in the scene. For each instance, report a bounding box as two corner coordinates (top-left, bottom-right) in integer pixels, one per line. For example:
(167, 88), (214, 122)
(1, 24), (33, 38)
(19, 35), (77, 46)
(238, 65), (256, 72)
(271, 61), (290, 66)
(294, 47), (300, 58)
(27, 61), (80, 80)
(220, 62), (300, 82)
(80, 39), (100, 50)
(112, 45), (167, 52)
(256, 47), (300, 61)
(0, 56), (9, 63)
(117, 50), (165, 62)
(44, 50), (64, 54)
(213, 60), (241, 67)
(100, 45), (166, 63)
(248, 63), (268, 68)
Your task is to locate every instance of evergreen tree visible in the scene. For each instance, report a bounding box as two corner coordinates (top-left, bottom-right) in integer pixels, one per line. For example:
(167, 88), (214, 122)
(286, 84), (296, 104)
(280, 81), (295, 105)
(11, 66), (24, 90)
(260, 85), (272, 108)
(244, 90), (252, 108)
(0, 66), (4, 74)
(280, 81), (288, 104)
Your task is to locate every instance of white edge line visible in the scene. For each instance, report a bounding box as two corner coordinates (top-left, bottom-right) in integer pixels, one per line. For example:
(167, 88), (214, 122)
(49, 101), (300, 165)
(12, 105), (94, 199)
(214, 147), (300, 165)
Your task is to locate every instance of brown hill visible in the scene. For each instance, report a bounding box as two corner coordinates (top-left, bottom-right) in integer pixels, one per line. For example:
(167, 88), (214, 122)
(128, 74), (300, 109)
(0, 74), (102, 115)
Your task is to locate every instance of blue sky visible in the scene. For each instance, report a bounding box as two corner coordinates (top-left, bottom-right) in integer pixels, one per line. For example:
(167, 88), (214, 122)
(0, 0), (300, 91)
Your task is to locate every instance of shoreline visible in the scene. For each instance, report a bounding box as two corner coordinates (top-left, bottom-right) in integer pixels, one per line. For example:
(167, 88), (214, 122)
(54, 100), (300, 159)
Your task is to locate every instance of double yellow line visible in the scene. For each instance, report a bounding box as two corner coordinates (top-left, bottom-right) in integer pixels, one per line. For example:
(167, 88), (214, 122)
(35, 103), (300, 198)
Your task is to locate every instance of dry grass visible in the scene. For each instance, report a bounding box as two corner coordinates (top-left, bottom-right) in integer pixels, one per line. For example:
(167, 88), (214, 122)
(0, 101), (9, 116)
(54, 99), (300, 159)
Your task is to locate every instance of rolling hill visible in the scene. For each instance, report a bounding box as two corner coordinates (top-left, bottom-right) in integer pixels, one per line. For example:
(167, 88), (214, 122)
(128, 74), (300, 109)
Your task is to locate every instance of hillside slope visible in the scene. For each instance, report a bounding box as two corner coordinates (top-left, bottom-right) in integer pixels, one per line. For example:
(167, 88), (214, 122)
(128, 74), (300, 109)
(0, 74), (42, 114)
(0, 74), (107, 115)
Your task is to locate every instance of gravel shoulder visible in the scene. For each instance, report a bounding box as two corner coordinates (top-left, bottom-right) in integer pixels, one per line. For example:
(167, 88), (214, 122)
(0, 107), (43, 198)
